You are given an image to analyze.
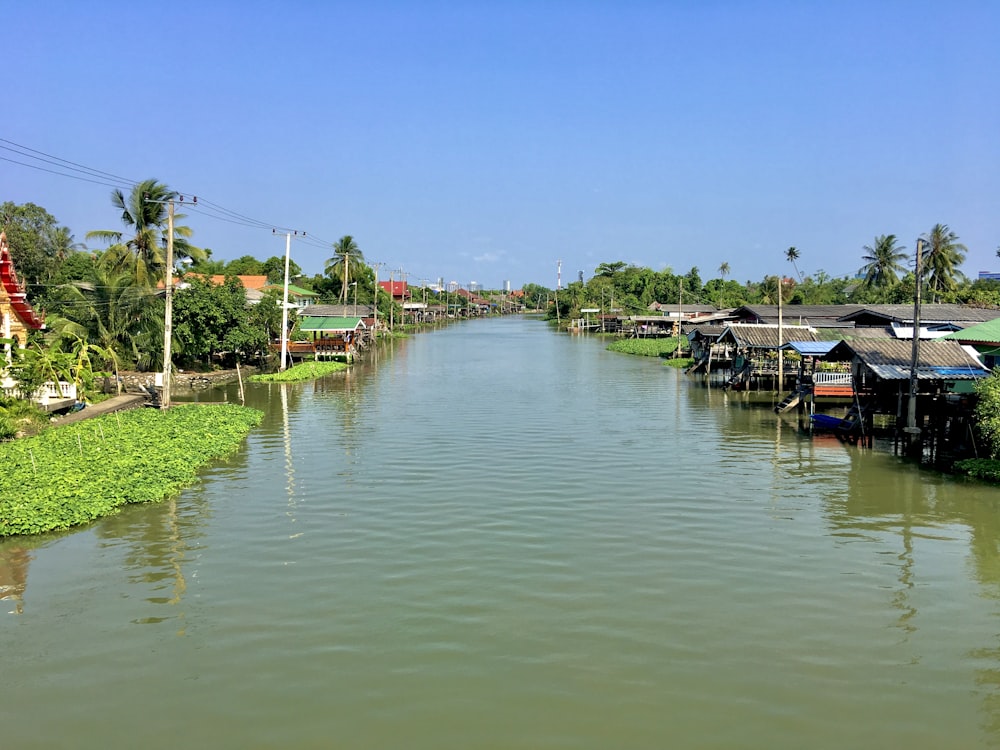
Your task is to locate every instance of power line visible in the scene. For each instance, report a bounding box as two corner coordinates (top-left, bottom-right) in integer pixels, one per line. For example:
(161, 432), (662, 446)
(2, 136), (340, 252)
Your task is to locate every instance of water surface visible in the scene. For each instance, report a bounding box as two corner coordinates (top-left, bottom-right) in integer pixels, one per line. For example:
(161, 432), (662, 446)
(4, 316), (1000, 749)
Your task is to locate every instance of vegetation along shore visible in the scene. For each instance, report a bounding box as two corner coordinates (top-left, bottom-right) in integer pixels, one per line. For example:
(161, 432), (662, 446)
(0, 404), (262, 538)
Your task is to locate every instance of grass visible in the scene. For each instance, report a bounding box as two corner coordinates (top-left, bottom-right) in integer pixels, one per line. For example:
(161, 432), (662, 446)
(248, 360), (349, 382)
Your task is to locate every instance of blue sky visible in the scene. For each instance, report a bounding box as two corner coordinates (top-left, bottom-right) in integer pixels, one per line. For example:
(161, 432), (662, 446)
(4, 1), (999, 290)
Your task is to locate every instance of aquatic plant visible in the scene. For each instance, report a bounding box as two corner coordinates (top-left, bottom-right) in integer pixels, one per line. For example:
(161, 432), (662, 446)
(607, 338), (684, 358)
(0, 404), (262, 537)
(248, 360), (348, 382)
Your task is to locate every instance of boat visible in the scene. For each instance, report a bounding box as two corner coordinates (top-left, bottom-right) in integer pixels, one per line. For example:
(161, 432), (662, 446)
(810, 413), (848, 430)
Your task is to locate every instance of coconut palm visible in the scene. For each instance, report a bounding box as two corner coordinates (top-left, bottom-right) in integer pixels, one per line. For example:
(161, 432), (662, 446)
(52, 265), (164, 370)
(324, 235), (365, 303)
(922, 223), (967, 302)
(86, 179), (202, 287)
(718, 262), (730, 280)
(786, 247), (803, 282)
(858, 234), (907, 291)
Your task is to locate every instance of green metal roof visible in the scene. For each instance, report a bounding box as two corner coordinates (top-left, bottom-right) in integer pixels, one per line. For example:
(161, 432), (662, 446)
(297, 316), (365, 331)
(942, 316), (1000, 344)
(263, 284), (319, 297)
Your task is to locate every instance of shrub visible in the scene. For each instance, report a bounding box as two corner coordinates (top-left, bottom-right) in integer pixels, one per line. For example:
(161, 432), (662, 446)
(954, 458), (1000, 483)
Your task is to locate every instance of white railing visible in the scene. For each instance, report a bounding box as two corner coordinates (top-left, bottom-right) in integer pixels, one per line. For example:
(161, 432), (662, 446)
(0, 377), (77, 404)
(813, 372), (852, 386)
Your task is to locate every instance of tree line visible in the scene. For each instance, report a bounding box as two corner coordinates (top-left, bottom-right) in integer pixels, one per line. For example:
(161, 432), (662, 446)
(0, 183), (401, 395)
(529, 226), (997, 322)
(4, 180), (997, 389)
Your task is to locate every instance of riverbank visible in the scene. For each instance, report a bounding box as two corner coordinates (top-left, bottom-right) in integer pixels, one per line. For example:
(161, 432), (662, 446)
(0, 403), (263, 538)
(116, 367), (256, 392)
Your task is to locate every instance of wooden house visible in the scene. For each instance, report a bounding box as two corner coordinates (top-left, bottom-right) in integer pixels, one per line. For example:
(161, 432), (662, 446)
(821, 338), (989, 462)
(715, 323), (816, 389)
(294, 316), (368, 362)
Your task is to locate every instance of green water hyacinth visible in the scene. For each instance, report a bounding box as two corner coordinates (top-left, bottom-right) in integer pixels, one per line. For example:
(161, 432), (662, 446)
(607, 337), (684, 357)
(0, 404), (263, 538)
(249, 361), (348, 382)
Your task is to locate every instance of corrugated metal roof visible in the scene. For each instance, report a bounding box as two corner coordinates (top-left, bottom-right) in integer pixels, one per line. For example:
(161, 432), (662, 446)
(826, 338), (988, 380)
(838, 304), (1000, 324)
(719, 324), (816, 348)
(786, 341), (837, 356)
(734, 305), (865, 323)
(297, 316), (365, 331)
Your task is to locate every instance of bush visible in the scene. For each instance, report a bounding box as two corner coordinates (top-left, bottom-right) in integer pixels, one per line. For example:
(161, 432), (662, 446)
(974, 370), (1000, 459)
(954, 458), (1000, 482)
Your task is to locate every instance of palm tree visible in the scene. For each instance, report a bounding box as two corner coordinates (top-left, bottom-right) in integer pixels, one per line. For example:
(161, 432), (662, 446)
(858, 234), (907, 291)
(718, 262), (730, 280)
(325, 235), (364, 303)
(86, 179), (202, 287)
(52, 265), (164, 370)
(922, 223), (967, 302)
(786, 247), (803, 282)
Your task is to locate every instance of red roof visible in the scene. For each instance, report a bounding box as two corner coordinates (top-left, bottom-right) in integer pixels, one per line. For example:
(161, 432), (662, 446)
(188, 273), (269, 289)
(378, 280), (410, 297)
(0, 232), (44, 329)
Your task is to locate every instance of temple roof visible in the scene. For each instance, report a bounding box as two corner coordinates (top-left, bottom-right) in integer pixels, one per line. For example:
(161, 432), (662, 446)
(0, 231), (44, 330)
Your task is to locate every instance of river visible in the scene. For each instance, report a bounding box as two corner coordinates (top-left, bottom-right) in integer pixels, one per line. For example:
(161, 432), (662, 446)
(4, 316), (1000, 749)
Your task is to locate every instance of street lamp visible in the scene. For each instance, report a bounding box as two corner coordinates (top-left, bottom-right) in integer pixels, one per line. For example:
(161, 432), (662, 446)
(350, 281), (358, 317)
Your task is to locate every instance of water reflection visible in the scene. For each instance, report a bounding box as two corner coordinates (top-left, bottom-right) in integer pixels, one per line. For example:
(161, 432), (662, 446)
(0, 543), (30, 614)
(94, 476), (213, 632)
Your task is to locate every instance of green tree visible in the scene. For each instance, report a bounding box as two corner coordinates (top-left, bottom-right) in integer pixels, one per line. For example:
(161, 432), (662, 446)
(858, 234), (907, 294)
(718, 262), (730, 280)
(86, 179), (203, 287)
(595, 261), (628, 278)
(224, 255), (266, 276)
(325, 235), (364, 303)
(262, 255), (302, 285)
(0, 202), (64, 295)
(922, 223), (967, 303)
(172, 277), (252, 366)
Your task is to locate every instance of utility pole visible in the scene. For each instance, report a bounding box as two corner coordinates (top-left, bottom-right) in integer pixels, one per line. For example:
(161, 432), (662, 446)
(675, 278), (682, 357)
(372, 262), (383, 338)
(342, 251), (350, 304)
(907, 238), (926, 442)
(555, 259), (562, 326)
(276, 230), (293, 371)
(161, 199), (175, 409)
(777, 270), (783, 392)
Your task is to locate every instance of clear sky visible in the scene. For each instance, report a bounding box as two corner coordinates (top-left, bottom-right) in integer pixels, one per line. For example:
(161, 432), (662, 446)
(4, 0), (999, 290)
